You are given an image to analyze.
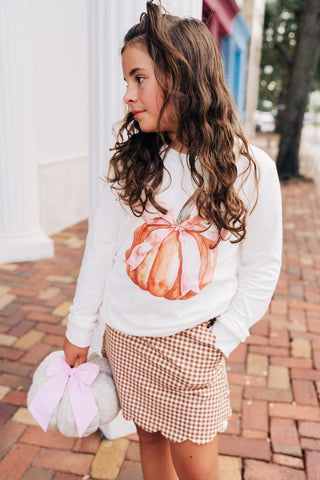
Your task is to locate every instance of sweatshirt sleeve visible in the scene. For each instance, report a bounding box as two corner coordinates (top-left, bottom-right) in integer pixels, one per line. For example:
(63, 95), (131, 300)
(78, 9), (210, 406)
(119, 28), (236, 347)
(66, 183), (125, 347)
(210, 147), (283, 357)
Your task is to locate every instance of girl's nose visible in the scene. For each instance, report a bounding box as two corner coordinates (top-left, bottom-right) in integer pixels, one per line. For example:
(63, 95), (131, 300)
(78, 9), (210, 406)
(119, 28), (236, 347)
(123, 84), (136, 104)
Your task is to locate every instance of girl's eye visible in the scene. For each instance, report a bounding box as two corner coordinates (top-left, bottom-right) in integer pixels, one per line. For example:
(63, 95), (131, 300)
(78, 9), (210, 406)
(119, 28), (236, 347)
(136, 76), (144, 84)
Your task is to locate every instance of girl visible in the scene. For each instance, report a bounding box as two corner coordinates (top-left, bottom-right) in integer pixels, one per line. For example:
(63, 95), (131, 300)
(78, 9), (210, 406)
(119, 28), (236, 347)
(63, 2), (282, 479)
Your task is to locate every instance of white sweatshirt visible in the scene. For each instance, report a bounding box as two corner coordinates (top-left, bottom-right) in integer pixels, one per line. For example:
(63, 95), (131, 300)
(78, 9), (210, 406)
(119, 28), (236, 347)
(66, 145), (282, 358)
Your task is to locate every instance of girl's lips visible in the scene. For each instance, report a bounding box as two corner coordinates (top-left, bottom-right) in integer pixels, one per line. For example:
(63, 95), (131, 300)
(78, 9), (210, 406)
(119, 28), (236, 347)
(132, 110), (145, 119)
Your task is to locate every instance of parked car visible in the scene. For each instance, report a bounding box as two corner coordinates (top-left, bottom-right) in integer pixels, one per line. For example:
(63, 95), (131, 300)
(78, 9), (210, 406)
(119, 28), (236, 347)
(254, 111), (275, 133)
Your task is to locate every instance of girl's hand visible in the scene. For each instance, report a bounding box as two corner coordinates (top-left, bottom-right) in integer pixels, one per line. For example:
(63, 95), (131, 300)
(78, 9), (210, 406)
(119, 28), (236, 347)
(63, 337), (89, 367)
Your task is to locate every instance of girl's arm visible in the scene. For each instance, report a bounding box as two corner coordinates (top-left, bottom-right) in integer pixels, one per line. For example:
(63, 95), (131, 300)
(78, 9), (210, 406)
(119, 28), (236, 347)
(63, 183), (125, 365)
(210, 148), (282, 357)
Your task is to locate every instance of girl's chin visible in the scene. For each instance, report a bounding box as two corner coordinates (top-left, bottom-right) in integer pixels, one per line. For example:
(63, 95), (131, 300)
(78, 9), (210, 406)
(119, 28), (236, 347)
(137, 123), (159, 133)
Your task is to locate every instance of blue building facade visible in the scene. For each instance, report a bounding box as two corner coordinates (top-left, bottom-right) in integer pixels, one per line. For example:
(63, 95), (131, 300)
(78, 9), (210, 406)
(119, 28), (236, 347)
(221, 13), (251, 120)
(202, 1), (251, 121)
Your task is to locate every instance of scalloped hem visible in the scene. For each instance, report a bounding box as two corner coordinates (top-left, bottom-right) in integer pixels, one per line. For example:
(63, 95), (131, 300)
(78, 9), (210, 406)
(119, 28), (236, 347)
(122, 412), (231, 445)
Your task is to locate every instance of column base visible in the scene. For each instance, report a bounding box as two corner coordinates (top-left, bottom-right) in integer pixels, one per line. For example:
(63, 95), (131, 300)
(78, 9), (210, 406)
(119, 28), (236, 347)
(0, 229), (54, 264)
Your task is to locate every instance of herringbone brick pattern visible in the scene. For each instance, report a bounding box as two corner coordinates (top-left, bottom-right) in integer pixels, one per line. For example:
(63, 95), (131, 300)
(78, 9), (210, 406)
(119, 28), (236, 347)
(0, 135), (319, 479)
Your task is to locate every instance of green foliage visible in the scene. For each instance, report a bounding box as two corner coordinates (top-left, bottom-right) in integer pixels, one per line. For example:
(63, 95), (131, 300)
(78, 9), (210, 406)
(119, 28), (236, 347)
(258, 0), (320, 111)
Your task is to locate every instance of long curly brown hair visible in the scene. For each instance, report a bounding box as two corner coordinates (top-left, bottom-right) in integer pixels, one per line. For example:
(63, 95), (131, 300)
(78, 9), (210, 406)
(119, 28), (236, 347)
(107, 1), (258, 244)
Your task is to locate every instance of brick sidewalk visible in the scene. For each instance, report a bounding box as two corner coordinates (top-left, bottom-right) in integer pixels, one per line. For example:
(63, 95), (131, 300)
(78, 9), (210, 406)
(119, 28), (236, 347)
(1, 135), (320, 479)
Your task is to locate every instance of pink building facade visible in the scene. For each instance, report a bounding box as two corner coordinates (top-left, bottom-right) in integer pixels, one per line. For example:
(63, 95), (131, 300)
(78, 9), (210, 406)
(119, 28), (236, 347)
(202, 0), (239, 48)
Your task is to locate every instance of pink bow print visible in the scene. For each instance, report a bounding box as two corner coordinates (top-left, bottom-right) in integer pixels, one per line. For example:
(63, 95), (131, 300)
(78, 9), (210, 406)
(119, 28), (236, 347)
(126, 202), (225, 297)
(29, 356), (100, 437)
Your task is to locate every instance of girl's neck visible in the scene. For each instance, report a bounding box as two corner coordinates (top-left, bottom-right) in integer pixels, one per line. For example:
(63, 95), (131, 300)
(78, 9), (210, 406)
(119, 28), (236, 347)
(168, 135), (189, 154)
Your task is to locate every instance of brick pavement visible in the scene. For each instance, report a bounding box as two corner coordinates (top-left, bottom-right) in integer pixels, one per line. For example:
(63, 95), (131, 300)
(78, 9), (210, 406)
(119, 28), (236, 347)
(0, 134), (320, 479)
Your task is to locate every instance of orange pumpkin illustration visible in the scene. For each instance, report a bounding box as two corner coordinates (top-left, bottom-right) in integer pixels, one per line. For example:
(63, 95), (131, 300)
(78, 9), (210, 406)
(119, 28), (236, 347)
(125, 201), (225, 300)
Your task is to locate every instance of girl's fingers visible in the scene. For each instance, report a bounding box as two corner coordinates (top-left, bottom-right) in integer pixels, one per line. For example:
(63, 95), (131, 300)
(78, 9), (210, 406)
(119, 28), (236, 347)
(75, 350), (89, 366)
(66, 354), (76, 367)
(63, 337), (89, 366)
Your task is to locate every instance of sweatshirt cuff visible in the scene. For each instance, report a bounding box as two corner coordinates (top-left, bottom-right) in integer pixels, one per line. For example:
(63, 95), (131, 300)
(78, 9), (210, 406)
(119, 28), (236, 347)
(209, 318), (241, 358)
(65, 316), (97, 348)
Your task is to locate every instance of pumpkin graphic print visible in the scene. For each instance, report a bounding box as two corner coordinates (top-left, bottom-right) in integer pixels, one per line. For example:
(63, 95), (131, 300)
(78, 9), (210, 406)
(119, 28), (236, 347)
(125, 200), (226, 300)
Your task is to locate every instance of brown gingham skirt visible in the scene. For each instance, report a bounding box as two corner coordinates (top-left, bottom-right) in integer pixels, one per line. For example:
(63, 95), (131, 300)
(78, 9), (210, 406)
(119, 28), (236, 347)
(103, 319), (232, 444)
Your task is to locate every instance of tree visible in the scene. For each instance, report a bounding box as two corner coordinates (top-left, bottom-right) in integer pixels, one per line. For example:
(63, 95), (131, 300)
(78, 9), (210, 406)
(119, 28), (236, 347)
(276, 0), (320, 179)
(258, 0), (303, 123)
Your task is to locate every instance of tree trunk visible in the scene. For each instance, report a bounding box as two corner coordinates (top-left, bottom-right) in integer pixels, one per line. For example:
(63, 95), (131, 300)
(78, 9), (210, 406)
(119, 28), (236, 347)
(277, 0), (320, 179)
(275, 90), (287, 134)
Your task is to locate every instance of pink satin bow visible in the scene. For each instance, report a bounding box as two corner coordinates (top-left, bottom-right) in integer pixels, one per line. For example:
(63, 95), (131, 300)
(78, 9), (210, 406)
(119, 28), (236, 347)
(29, 356), (100, 437)
(126, 202), (225, 296)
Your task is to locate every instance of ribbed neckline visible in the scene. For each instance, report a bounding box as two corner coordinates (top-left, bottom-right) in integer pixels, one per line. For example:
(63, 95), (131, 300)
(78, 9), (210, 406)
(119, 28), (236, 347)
(162, 147), (187, 162)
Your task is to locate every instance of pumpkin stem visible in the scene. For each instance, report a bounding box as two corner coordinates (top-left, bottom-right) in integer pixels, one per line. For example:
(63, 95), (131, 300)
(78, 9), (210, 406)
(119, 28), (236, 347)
(176, 193), (197, 224)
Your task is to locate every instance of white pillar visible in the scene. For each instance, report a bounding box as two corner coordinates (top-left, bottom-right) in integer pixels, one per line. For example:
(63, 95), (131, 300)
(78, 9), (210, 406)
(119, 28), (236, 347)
(0, 0), (54, 263)
(88, 0), (202, 440)
(88, 0), (146, 219)
(243, 0), (266, 137)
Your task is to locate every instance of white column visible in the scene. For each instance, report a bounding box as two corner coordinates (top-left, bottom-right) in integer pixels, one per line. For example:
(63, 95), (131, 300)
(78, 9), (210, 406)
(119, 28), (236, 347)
(243, 0), (266, 137)
(88, 0), (146, 219)
(0, 0), (54, 263)
(88, 0), (202, 440)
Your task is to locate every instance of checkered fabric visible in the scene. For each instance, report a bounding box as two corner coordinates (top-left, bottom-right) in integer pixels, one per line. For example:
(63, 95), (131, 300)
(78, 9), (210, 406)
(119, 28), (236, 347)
(103, 320), (232, 444)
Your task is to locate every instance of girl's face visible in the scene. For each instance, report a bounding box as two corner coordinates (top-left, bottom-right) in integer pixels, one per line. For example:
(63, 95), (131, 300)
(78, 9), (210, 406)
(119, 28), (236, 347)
(122, 44), (175, 135)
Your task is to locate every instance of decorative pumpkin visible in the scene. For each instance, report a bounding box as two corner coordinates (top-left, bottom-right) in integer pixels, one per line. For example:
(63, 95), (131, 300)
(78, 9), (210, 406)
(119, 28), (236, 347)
(28, 350), (120, 437)
(125, 201), (225, 300)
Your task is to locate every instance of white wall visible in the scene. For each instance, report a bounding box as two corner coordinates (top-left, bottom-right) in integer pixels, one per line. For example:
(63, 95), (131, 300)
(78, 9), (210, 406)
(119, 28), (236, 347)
(38, 156), (88, 235)
(31, 0), (88, 234)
